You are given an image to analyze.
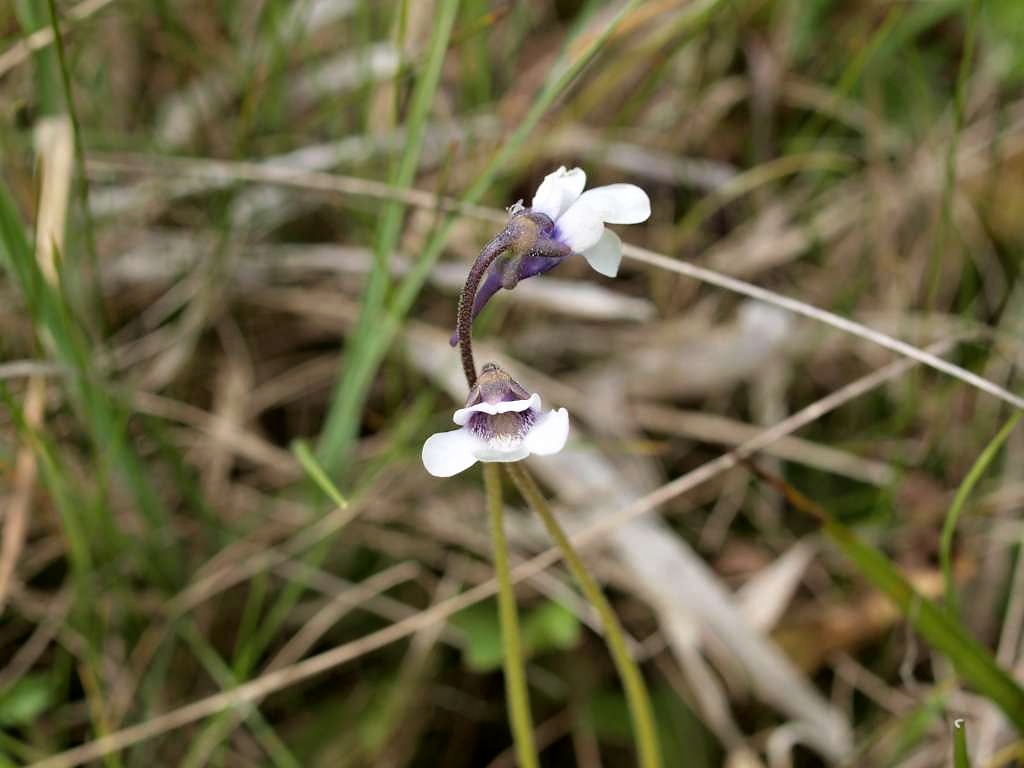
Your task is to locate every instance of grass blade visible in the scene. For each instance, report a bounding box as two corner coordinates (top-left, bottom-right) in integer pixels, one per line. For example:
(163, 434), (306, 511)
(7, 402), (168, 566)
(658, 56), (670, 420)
(745, 462), (1024, 730)
(0, 180), (178, 583)
(940, 412), (1022, 614)
(316, 0), (461, 473)
(43, 0), (103, 327)
(291, 439), (348, 509)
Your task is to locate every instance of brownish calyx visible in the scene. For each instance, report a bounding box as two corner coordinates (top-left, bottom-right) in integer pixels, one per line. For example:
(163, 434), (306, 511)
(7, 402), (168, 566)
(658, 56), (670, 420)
(466, 361), (533, 405)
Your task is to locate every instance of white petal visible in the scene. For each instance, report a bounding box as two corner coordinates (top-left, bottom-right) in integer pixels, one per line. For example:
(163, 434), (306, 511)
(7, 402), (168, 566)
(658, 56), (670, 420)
(452, 393), (541, 425)
(576, 184), (650, 224)
(531, 167), (586, 220)
(581, 229), (623, 277)
(524, 408), (570, 456)
(473, 443), (531, 463)
(422, 428), (483, 477)
(554, 201), (605, 253)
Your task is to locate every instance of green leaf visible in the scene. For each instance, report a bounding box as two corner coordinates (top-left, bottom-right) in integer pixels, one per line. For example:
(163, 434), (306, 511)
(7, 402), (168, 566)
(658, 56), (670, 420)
(0, 675), (54, 726)
(587, 688), (633, 745)
(825, 517), (1024, 729)
(879, 685), (948, 766)
(451, 601), (504, 672)
(521, 600), (581, 656)
(451, 599), (582, 672)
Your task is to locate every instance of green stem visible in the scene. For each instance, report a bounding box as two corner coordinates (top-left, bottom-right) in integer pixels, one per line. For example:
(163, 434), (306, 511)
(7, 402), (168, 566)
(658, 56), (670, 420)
(506, 463), (661, 768)
(484, 463), (539, 768)
(953, 717), (970, 768)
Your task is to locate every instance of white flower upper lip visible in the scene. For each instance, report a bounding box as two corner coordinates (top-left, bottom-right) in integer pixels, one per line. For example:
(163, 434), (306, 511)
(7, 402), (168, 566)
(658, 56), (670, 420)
(453, 393), (540, 425)
(530, 166), (650, 278)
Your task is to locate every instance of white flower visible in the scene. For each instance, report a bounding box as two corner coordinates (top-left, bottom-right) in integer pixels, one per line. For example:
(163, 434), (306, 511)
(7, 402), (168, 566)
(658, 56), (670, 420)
(529, 166), (651, 278)
(422, 363), (570, 477)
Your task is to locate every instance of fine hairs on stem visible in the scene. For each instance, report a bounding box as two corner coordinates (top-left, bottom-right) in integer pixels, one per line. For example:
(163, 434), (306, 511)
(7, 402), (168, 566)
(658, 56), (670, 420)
(483, 463), (540, 768)
(505, 462), (662, 768)
(456, 235), (507, 387)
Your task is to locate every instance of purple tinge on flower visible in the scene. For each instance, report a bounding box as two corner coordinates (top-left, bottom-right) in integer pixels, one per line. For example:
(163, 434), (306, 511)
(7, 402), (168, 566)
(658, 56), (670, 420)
(422, 362), (570, 477)
(450, 167), (651, 346)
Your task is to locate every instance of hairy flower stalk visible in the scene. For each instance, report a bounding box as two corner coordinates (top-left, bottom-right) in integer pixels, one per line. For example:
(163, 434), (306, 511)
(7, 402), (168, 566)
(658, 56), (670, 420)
(455, 230), (508, 388)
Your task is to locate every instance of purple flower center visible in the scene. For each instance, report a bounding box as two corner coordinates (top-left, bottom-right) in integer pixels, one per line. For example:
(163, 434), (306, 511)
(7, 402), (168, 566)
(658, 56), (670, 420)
(468, 409), (536, 443)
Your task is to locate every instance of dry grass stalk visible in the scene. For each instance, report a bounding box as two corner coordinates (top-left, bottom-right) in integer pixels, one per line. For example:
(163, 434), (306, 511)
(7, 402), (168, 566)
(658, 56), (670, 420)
(1, 117), (73, 615)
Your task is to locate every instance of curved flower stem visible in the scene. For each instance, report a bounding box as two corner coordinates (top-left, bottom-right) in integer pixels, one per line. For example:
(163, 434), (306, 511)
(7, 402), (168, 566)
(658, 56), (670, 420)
(505, 462), (662, 768)
(457, 236), (507, 388)
(483, 462), (540, 768)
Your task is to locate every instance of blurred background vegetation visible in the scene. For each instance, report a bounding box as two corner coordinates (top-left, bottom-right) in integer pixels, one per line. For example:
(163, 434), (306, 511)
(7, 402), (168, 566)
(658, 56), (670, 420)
(2, 0), (1024, 765)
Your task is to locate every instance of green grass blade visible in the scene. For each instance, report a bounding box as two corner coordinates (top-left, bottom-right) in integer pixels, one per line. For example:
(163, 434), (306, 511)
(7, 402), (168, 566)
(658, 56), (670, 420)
(316, 0), (461, 472)
(43, 0), (103, 328)
(826, 521), (1024, 729)
(749, 464), (1024, 730)
(178, 622), (301, 768)
(880, 684), (949, 767)
(927, 0), (982, 308)
(940, 412), (1021, 614)
(13, 0), (61, 115)
(0, 383), (94, 585)
(0, 180), (179, 584)
(953, 718), (971, 768)
(292, 439), (348, 508)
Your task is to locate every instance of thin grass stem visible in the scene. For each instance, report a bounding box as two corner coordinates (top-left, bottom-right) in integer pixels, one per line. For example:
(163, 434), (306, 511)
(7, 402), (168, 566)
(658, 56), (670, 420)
(927, 0), (982, 309)
(95, 155), (1024, 414)
(44, 0), (104, 328)
(484, 463), (540, 768)
(505, 462), (661, 768)
(940, 411), (1022, 615)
